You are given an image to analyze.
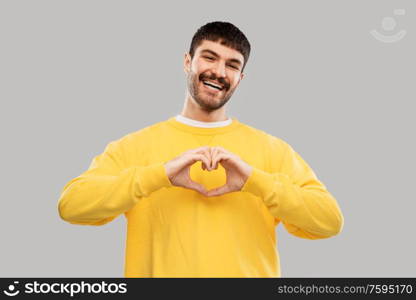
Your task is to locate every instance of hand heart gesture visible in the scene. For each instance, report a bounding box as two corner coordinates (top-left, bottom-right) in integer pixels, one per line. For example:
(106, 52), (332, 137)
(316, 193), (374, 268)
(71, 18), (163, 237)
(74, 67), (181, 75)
(164, 146), (252, 197)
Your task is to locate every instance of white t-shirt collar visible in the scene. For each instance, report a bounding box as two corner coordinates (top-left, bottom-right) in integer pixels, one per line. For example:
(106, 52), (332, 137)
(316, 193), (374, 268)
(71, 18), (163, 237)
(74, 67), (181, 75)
(175, 114), (232, 128)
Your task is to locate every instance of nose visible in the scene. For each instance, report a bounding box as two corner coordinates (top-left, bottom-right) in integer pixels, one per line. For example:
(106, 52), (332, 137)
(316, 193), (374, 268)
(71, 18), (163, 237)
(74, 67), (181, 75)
(211, 61), (226, 79)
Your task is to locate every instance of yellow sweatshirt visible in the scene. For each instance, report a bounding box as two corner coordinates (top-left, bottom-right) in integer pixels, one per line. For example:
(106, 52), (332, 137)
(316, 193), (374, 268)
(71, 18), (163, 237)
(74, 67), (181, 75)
(58, 116), (344, 277)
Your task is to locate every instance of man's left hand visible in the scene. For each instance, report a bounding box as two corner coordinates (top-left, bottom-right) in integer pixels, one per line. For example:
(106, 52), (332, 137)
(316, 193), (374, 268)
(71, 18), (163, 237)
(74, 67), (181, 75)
(203, 146), (253, 197)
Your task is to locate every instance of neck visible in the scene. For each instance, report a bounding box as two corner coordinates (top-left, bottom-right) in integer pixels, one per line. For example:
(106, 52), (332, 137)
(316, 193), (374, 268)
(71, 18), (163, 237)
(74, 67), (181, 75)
(180, 94), (228, 122)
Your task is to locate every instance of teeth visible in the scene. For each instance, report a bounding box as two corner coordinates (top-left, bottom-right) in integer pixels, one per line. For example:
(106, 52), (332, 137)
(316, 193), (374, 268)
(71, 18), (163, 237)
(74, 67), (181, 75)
(203, 80), (223, 90)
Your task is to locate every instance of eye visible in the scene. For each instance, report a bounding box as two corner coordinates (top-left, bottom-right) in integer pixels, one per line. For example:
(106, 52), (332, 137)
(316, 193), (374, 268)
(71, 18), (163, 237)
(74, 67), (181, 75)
(228, 64), (240, 70)
(204, 56), (214, 61)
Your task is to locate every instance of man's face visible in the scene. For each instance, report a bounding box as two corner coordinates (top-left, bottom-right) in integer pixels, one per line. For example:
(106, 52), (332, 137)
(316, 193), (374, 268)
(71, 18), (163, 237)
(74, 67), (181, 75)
(184, 40), (245, 112)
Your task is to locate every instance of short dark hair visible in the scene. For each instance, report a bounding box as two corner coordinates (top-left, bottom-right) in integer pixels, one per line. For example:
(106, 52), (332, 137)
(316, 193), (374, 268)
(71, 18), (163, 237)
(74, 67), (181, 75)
(189, 21), (251, 71)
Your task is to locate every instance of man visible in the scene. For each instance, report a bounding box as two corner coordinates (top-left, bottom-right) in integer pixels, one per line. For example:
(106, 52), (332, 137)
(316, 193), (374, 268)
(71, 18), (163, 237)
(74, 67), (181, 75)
(58, 21), (344, 277)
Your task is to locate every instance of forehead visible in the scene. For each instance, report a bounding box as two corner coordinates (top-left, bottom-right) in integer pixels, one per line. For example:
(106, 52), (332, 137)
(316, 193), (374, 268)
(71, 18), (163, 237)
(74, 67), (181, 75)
(194, 40), (244, 63)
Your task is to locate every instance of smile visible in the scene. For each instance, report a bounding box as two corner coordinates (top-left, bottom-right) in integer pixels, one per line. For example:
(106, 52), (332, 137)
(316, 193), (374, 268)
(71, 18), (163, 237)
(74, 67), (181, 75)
(202, 80), (224, 91)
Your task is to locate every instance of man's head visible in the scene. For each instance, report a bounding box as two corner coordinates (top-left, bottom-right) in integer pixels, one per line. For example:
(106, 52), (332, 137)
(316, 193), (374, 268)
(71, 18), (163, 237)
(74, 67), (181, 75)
(184, 21), (251, 112)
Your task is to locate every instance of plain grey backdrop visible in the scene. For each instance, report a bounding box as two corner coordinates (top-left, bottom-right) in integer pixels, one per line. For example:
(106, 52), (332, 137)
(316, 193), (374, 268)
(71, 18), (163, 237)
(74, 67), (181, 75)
(1, 0), (415, 277)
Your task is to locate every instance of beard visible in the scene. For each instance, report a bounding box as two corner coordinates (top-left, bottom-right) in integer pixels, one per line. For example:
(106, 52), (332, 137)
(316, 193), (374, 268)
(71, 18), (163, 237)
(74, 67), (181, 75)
(186, 70), (238, 112)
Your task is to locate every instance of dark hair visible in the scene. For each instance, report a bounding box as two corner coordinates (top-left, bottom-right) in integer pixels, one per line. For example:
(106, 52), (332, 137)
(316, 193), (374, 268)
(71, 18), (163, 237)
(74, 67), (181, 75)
(189, 21), (251, 71)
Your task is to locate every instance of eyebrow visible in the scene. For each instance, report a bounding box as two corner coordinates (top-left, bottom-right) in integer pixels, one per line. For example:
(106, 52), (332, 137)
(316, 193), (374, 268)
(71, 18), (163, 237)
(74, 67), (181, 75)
(200, 49), (243, 67)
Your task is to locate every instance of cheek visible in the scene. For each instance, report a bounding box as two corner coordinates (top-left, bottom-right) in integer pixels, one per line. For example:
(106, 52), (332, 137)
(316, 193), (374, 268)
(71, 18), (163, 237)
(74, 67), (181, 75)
(192, 60), (208, 74)
(229, 74), (240, 86)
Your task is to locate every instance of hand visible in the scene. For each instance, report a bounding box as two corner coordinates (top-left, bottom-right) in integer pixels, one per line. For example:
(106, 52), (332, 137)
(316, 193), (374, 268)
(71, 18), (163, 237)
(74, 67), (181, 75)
(164, 146), (212, 195)
(205, 146), (253, 197)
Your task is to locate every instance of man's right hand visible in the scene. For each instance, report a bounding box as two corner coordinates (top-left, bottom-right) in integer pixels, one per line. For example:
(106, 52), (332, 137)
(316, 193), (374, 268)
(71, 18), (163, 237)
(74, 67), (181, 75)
(164, 146), (212, 195)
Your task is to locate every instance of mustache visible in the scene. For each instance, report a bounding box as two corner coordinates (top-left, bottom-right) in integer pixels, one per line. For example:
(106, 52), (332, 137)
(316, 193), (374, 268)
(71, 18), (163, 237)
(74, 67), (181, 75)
(199, 73), (229, 90)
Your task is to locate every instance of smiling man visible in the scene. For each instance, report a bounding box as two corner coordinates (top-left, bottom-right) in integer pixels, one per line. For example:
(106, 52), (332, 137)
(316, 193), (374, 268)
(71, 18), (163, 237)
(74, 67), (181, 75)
(187, 40), (243, 113)
(58, 21), (344, 277)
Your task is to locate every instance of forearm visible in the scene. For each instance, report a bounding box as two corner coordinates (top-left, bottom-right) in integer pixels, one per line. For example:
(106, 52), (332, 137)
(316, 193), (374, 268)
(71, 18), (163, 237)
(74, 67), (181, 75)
(58, 162), (171, 225)
(242, 167), (344, 238)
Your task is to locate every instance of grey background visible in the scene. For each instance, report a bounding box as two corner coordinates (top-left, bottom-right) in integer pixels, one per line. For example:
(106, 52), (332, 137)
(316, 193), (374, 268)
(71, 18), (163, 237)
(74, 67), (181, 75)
(0, 0), (414, 277)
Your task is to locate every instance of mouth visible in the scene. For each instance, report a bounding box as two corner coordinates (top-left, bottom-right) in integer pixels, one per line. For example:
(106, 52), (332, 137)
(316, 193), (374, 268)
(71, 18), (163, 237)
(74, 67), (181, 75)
(201, 80), (224, 92)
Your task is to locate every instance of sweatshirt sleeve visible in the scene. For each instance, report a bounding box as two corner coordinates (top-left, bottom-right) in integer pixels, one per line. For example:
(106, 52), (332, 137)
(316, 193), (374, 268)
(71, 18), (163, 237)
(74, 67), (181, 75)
(58, 139), (172, 226)
(241, 142), (344, 239)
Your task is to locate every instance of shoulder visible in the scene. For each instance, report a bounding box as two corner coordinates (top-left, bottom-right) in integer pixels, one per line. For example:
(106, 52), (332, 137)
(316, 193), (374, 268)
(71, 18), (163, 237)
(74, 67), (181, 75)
(237, 121), (296, 172)
(116, 119), (169, 144)
(237, 120), (291, 152)
(102, 119), (169, 155)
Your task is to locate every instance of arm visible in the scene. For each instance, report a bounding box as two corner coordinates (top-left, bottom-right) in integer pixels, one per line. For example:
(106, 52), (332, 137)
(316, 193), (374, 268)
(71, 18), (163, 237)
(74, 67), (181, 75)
(57, 140), (172, 225)
(241, 142), (344, 239)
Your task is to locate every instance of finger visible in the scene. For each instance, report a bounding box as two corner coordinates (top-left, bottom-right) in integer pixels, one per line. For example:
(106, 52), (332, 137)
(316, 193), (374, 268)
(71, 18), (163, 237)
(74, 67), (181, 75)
(211, 153), (231, 170)
(213, 146), (231, 155)
(210, 149), (219, 170)
(186, 153), (210, 171)
(187, 146), (210, 155)
(205, 185), (230, 197)
(196, 148), (212, 170)
(185, 147), (211, 170)
(210, 147), (220, 169)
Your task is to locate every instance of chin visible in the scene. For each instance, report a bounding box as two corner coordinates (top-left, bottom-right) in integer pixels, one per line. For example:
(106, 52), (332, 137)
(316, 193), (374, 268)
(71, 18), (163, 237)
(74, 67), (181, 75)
(199, 98), (228, 111)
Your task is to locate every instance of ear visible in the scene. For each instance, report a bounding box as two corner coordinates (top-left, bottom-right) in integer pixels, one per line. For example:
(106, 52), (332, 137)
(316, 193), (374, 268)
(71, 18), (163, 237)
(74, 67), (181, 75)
(184, 52), (191, 74)
(237, 72), (245, 84)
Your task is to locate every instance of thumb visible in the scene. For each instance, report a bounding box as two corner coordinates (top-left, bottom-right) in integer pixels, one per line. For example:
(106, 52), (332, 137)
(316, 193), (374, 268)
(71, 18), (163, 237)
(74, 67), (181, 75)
(205, 185), (230, 197)
(186, 180), (208, 195)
